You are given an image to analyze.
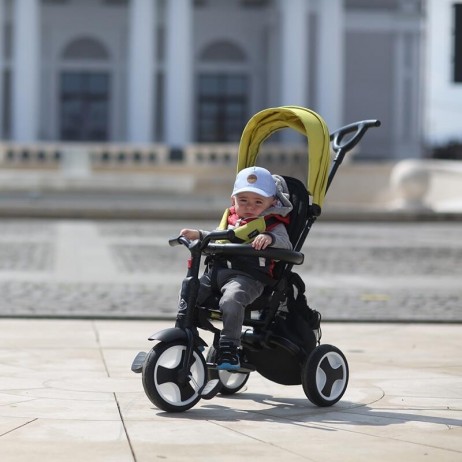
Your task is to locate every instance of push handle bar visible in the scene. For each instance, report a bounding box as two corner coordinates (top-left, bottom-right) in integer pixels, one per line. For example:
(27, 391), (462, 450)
(326, 119), (381, 191)
(330, 119), (381, 153)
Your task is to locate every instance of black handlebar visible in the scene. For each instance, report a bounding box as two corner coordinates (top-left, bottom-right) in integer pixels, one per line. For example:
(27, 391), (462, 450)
(169, 230), (236, 249)
(330, 119), (381, 153)
(169, 236), (190, 247)
(170, 231), (304, 265)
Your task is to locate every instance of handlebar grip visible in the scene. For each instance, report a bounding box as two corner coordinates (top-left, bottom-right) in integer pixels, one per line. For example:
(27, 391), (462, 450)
(205, 229), (236, 241)
(169, 230), (235, 249)
(169, 236), (189, 247)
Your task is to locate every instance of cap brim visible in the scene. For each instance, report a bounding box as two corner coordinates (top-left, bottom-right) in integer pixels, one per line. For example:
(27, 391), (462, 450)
(232, 186), (274, 197)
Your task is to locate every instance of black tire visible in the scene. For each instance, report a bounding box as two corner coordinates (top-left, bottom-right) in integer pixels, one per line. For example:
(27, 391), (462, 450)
(206, 345), (250, 395)
(142, 340), (207, 412)
(302, 344), (349, 407)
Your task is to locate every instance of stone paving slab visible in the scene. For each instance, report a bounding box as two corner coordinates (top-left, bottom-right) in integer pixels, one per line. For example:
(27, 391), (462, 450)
(0, 319), (460, 461)
(0, 219), (460, 322)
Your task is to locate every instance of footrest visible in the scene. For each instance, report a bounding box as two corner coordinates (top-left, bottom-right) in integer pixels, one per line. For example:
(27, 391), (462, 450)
(131, 351), (147, 373)
(207, 362), (255, 374)
(200, 379), (222, 400)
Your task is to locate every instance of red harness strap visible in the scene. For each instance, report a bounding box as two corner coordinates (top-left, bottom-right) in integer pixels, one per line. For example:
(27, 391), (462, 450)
(227, 206), (290, 230)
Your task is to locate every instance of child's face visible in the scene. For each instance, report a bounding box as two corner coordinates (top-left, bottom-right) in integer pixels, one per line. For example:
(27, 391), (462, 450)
(232, 192), (276, 218)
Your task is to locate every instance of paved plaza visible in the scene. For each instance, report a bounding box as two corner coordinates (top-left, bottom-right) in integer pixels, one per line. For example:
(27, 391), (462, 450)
(0, 319), (460, 461)
(0, 218), (460, 461)
(0, 218), (459, 322)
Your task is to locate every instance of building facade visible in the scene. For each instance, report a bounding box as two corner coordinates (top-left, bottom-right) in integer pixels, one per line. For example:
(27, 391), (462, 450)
(425, 0), (462, 146)
(0, 0), (433, 159)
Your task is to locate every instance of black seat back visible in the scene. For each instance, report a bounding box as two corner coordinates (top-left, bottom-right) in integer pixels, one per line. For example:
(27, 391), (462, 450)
(266, 176), (313, 284)
(282, 176), (311, 251)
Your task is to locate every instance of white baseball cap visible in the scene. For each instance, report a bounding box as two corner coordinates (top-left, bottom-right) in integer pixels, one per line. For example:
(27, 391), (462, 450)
(232, 166), (277, 198)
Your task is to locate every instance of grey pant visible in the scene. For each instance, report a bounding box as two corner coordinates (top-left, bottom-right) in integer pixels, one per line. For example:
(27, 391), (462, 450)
(197, 268), (265, 347)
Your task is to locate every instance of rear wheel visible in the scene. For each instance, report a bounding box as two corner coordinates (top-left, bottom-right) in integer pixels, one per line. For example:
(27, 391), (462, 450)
(142, 340), (206, 412)
(206, 345), (250, 395)
(302, 344), (349, 407)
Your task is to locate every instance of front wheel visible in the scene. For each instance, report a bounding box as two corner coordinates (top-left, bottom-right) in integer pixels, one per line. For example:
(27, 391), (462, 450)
(302, 344), (349, 407)
(142, 340), (207, 412)
(206, 345), (250, 395)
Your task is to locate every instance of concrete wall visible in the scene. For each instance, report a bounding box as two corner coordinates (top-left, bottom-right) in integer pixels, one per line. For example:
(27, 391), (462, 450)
(1, 139), (461, 214)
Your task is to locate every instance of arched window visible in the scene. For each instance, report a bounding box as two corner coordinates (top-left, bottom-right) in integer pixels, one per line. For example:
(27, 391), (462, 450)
(197, 40), (249, 142)
(59, 37), (110, 141)
(199, 40), (247, 62)
(62, 37), (110, 60)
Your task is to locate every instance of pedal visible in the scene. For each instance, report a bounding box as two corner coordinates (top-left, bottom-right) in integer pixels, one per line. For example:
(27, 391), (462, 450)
(131, 351), (147, 373)
(200, 379), (222, 400)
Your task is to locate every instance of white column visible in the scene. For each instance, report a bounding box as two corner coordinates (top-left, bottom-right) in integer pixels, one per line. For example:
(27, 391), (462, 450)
(279, 0), (309, 106)
(12, 0), (40, 142)
(316, 0), (344, 130)
(0, 0), (4, 139)
(127, 0), (156, 142)
(165, 0), (193, 147)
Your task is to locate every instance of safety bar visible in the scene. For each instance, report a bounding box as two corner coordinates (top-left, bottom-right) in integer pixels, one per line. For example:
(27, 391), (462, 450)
(203, 243), (304, 265)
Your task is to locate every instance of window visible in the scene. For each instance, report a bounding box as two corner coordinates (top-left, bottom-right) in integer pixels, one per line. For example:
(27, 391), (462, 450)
(60, 37), (110, 140)
(454, 3), (462, 82)
(62, 37), (109, 60)
(60, 72), (110, 141)
(197, 74), (248, 142)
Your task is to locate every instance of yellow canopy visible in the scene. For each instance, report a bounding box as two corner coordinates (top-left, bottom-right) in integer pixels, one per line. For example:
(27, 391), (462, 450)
(237, 106), (330, 209)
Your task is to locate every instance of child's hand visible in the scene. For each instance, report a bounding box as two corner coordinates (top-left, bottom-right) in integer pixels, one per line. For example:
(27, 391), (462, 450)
(180, 229), (200, 241)
(252, 233), (272, 250)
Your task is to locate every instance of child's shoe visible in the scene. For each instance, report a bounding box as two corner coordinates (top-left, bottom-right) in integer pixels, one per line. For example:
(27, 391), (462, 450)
(216, 341), (240, 371)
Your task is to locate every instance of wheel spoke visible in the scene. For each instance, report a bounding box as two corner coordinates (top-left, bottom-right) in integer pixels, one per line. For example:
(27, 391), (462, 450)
(143, 341), (207, 411)
(319, 355), (344, 397)
(157, 364), (180, 386)
(156, 349), (199, 402)
(303, 344), (349, 406)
